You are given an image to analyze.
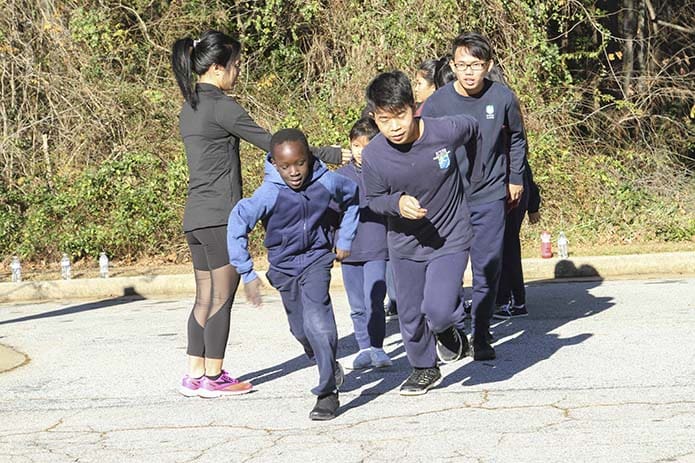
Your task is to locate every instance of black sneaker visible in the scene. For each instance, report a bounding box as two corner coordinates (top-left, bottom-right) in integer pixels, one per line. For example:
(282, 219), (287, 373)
(309, 392), (339, 421)
(384, 300), (398, 321)
(399, 367), (442, 396)
(471, 338), (496, 361)
(463, 299), (472, 320)
(435, 326), (468, 363)
(493, 303), (528, 320)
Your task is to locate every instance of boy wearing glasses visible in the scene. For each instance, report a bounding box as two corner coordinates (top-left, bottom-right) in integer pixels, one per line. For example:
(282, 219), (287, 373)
(421, 32), (527, 361)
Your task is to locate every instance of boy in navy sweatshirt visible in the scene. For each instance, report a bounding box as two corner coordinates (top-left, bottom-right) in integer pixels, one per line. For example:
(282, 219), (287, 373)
(361, 71), (480, 396)
(227, 128), (359, 421)
(335, 117), (392, 370)
(421, 32), (528, 361)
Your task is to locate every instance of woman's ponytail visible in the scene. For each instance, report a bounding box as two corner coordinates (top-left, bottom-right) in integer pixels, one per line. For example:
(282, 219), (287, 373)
(171, 37), (200, 110)
(171, 31), (241, 110)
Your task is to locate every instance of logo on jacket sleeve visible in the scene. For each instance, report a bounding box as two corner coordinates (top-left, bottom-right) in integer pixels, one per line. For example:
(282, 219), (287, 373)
(433, 148), (451, 169)
(485, 104), (495, 120)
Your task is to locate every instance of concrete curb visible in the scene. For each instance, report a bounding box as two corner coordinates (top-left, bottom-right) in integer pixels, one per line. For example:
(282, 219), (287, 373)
(0, 252), (693, 303)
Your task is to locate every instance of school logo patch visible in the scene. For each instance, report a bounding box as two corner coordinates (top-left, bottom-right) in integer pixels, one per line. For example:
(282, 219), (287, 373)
(433, 148), (451, 169)
(486, 104), (495, 120)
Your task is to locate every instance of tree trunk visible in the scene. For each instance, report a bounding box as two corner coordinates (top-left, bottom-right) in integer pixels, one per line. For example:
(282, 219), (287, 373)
(622, 0), (637, 96)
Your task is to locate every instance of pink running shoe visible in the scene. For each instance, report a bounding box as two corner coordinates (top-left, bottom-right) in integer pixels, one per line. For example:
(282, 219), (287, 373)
(199, 370), (253, 398)
(179, 374), (204, 397)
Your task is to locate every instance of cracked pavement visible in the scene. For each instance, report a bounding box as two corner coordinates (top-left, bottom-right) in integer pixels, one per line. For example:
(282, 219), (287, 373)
(1, 278), (694, 462)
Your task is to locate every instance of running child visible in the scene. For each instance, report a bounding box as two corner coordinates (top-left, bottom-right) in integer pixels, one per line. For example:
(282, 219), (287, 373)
(227, 128), (359, 421)
(335, 117), (392, 370)
(361, 71), (480, 395)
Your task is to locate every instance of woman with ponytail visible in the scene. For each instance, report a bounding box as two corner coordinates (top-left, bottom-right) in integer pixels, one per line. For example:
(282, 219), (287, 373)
(171, 30), (347, 398)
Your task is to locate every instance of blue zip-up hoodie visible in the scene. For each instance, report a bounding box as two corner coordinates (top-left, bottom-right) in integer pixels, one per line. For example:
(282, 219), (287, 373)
(227, 154), (359, 284)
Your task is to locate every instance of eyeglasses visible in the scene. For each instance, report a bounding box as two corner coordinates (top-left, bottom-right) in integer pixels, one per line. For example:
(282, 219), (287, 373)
(452, 61), (487, 72)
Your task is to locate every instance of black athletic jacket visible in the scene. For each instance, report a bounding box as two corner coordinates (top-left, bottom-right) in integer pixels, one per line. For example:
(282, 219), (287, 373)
(179, 83), (342, 232)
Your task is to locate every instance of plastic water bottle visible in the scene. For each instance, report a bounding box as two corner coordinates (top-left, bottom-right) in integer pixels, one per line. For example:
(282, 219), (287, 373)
(60, 253), (72, 280)
(540, 231), (552, 258)
(10, 256), (22, 282)
(558, 232), (569, 259)
(99, 252), (109, 278)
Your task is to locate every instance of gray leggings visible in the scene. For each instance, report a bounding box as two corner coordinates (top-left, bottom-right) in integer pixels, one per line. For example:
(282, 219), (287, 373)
(185, 225), (240, 359)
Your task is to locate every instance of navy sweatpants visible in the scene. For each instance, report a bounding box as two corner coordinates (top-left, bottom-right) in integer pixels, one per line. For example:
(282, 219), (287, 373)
(265, 253), (339, 396)
(497, 183), (530, 306)
(341, 260), (387, 350)
(391, 251), (469, 368)
(470, 198), (506, 343)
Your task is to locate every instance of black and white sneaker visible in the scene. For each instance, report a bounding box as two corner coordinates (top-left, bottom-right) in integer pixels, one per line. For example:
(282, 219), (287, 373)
(399, 367), (442, 396)
(435, 326), (469, 363)
(463, 299), (473, 319)
(309, 392), (339, 421)
(492, 303), (528, 320)
(384, 300), (398, 321)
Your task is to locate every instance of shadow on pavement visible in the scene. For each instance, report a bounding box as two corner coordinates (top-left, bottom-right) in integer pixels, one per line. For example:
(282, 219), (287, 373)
(237, 317), (407, 416)
(239, 261), (613, 415)
(441, 262), (613, 388)
(0, 288), (145, 326)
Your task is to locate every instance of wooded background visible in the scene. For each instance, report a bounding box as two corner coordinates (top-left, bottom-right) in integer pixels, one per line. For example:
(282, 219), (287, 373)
(1, 0), (693, 265)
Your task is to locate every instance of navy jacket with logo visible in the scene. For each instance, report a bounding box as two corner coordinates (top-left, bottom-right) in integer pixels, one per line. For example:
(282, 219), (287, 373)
(227, 155), (359, 283)
(362, 115), (479, 261)
(421, 80), (527, 206)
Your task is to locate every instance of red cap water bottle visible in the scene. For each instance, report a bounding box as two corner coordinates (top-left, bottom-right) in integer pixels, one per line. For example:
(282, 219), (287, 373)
(541, 230), (552, 258)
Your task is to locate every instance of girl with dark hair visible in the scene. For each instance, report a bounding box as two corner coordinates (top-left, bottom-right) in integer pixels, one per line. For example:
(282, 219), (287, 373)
(434, 54), (455, 89)
(171, 30), (347, 398)
(413, 59), (437, 114)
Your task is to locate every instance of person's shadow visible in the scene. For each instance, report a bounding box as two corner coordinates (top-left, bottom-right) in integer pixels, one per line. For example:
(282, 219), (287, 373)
(440, 261), (613, 387)
(236, 315), (408, 413)
(0, 288), (145, 326)
(238, 261), (613, 415)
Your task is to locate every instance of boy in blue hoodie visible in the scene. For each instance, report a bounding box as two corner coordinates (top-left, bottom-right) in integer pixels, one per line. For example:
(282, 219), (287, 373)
(227, 128), (359, 421)
(335, 117), (392, 370)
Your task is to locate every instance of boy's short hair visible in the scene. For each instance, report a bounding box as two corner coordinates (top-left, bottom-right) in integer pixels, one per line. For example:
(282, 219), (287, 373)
(451, 32), (493, 62)
(349, 117), (379, 141)
(365, 71), (415, 113)
(270, 128), (310, 157)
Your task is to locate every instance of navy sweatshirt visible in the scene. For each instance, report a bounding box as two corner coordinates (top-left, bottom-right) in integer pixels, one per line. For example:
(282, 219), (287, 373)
(227, 155), (359, 284)
(421, 80), (526, 206)
(334, 162), (388, 263)
(179, 83), (343, 232)
(362, 116), (479, 261)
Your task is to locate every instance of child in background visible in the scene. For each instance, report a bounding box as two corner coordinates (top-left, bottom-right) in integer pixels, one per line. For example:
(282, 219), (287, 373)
(414, 59), (438, 114)
(434, 54), (455, 89)
(336, 118), (392, 370)
(227, 128), (359, 421)
(493, 160), (541, 318)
